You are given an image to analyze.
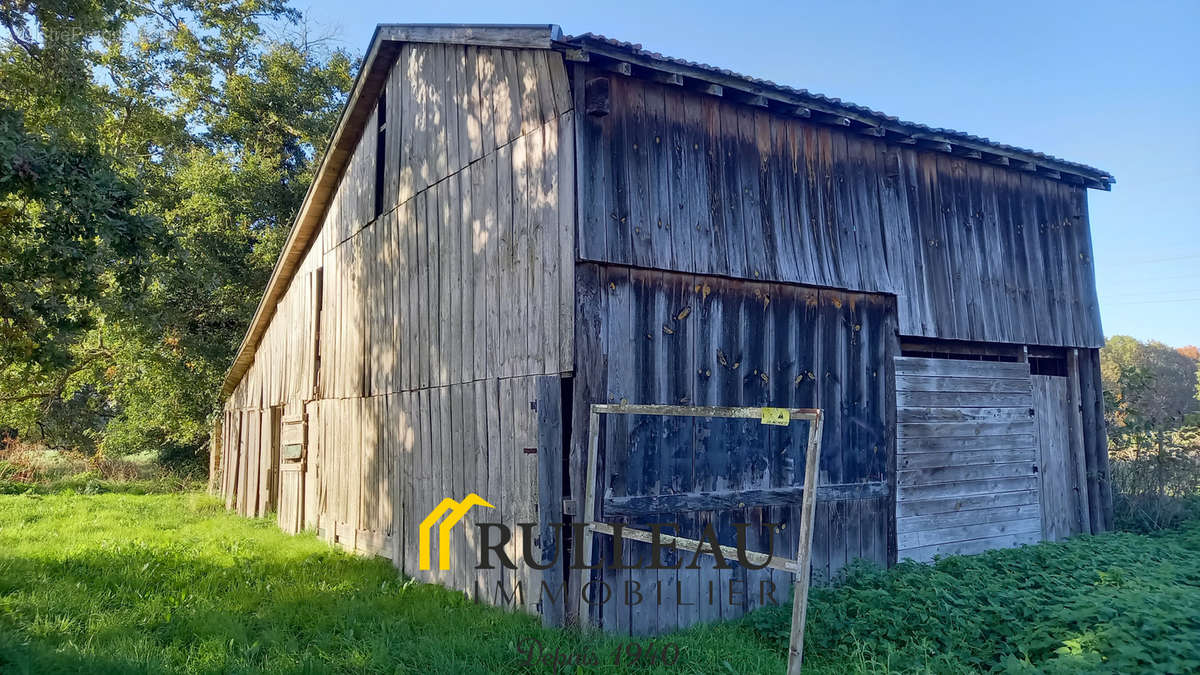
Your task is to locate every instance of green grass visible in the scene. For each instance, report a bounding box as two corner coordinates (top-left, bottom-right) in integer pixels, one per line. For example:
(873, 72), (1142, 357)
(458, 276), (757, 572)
(0, 493), (1197, 674)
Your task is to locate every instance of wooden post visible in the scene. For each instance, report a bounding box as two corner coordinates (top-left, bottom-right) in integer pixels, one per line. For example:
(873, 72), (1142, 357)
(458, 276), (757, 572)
(579, 406), (602, 630)
(209, 416), (222, 496)
(536, 376), (565, 627)
(1067, 350), (1092, 535)
(787, 412), (824, 674)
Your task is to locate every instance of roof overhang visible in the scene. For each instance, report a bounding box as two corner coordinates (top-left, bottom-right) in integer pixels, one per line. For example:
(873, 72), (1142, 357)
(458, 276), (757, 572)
(558, 33), (1114, 190)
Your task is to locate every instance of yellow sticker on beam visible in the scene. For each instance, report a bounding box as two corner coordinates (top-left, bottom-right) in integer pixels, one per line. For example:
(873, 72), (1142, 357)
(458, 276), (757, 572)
(760, 407), (790, 426)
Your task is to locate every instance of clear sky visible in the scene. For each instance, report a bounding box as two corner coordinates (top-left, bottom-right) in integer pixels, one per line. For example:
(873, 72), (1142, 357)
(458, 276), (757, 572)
(300, 0), (1200, 348)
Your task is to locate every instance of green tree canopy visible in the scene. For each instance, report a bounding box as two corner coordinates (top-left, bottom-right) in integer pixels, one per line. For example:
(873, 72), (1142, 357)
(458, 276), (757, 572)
(0, 0), (353, 462)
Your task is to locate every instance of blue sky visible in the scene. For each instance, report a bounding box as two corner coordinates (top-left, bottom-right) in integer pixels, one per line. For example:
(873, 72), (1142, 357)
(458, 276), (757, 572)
(301, 0), (1199, 348)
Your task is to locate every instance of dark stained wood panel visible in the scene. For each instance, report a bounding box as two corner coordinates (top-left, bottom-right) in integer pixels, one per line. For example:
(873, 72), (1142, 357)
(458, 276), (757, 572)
(574, 69), (1103, 348)
(574, 263), (894, 633)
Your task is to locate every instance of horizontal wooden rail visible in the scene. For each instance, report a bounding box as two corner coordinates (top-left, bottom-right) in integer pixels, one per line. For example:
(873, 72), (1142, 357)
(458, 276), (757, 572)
(603, 482), (888, 516)
(591, 403), (821, 420)
(589, 522), (797, 573)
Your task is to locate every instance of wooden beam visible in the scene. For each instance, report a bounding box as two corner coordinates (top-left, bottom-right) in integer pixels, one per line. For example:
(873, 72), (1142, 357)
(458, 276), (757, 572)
(790, 106), (812, 118)
(811, 110), (851, 126)
(787, 412), (824, 674)
(604, 482), (887, 516)
(601, 60), (632, 76)
(647, 69), (683, 86)
(916, 138), (953, 153)
(591, 522), (798, 573)
(378, 23), (562, 49)
(728, 89), (767, 107)
(561, 48), (589, 62)
(858, 126), (887, 137)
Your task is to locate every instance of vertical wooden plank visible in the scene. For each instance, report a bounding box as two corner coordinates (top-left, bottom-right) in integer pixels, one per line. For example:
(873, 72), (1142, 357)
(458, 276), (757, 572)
(573, 64), (608, 262)
(602, 266), (634, 633)
(485, 376), (506, 604)
(532, 50), (557, 124)
(570, 264), (607, 626)
(472, 380), (491, 599)
(463, 45), (484, 163)
(624, 79), (656, 269)
(737, 107), (773, 282)
(483, 150), (501, 380)
(455, 168), (472, 381)
(500, 49), (523, 145)
(511, 132), (532, 375)
(537, 375), (565, 627)
(691, 274), (722, 626)
(643, 82), (675, 270)
(497, 142), (515, 377)
(767, 117), (802, 284)
(718, 102), (749, 278)
(447, 173), (463, 384)
(526, 124), (548, 376)
(557, 112), (576, 374)
(663, 87), (695, 274)
(474, 47), (496, 155)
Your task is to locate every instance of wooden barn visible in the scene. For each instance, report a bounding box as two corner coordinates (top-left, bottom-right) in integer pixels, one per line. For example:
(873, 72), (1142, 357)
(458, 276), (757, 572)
(213, 24), (1116, 634)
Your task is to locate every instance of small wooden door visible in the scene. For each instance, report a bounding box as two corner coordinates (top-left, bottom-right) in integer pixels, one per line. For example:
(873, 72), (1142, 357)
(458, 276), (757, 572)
(1032, 375), (1087, 541)
(277, 413), (307, 534)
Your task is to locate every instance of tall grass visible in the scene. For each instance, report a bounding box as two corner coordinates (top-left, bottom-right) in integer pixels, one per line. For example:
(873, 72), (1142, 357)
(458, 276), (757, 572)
(0, 441), (203, 495)
(1, 493), (1198, 673)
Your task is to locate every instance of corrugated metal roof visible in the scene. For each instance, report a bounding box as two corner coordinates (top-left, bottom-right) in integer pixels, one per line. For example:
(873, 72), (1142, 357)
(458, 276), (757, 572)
(562, 33), (1114, 186)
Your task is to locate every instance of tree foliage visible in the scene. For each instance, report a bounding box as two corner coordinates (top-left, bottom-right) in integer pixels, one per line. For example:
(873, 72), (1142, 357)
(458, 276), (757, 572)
(0, 0), (354, 463)
(1100, 335), (1200, 530)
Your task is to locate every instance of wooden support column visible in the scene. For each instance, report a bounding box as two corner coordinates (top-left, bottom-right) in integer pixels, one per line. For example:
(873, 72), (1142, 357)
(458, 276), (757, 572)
(1067, 349), (1092, 535)
(209, 416), (223, 496)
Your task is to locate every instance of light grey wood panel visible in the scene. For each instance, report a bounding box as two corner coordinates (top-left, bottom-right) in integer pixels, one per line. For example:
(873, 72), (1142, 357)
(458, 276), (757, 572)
(899, 530), (1041, 563)
(898, 406), (1034, 423)
(896, 488), (1040, 518)
(897, 419), (1036, 439)
(897, 475), (1037, 502)
(899, 461), (1037, 487)
(898, 516), (1041, 550)
(897, 502), (1041, 532)
(899, 447), (1037, 470)
(896, 433), (1037, 453)
(897, 390), (1032, 407)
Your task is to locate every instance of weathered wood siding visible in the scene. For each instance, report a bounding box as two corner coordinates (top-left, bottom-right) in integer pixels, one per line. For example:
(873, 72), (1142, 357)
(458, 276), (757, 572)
(894, 357), (1041, 562)
(219, 42), (575, 614)
(574, 71), (1103, 348)
(573, 264), (895, 633)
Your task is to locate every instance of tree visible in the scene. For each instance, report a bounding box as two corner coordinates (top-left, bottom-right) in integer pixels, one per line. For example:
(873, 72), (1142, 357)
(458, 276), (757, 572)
(0, 1), (353, 463)
(1100, 335), (1200, 530)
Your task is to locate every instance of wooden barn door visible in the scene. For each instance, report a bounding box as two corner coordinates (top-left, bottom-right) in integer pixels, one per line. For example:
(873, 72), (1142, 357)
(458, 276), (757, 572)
(895, 357), (1041, 562)
(1032, 374), (1088, 541)
(277, 412), (306, 534)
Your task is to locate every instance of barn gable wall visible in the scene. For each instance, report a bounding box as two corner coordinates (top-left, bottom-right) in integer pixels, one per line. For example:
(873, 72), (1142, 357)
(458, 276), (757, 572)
(572, 69), (1103, 348)
(220, 40), (576, 611)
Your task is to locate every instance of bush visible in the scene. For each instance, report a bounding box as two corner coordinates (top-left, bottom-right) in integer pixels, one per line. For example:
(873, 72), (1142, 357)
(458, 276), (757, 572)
(746, 522), (1200, 673)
